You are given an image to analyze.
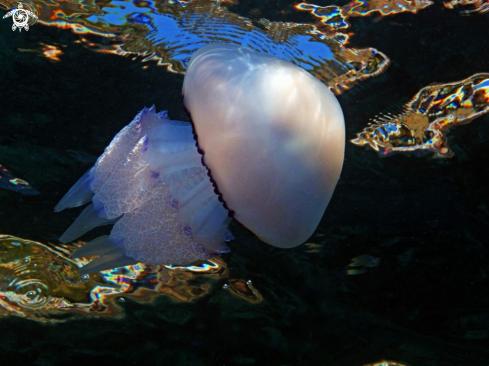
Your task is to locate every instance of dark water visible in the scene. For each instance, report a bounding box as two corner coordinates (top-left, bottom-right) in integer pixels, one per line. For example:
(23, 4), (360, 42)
(1, 0), (489, 365)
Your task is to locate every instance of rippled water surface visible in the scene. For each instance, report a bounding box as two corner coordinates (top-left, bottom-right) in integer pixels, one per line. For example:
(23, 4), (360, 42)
(0, 0), (489, 365)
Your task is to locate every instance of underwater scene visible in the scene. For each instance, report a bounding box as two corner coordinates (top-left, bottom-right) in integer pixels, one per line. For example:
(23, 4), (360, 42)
(0, 0), (489, 364)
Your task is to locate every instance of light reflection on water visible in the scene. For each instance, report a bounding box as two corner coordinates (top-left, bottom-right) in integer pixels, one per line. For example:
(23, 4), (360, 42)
(362, 361), (408, 366)
(352, 73), (489, 157)
(0, 0), (390, 93)
(0, 163), (39, 195)
(0, 235), (260, 322)
(297, 0), (433, 30)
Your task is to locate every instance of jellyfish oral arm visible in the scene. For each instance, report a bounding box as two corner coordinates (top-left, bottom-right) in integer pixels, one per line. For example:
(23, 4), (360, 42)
(55, 107), (231, 274)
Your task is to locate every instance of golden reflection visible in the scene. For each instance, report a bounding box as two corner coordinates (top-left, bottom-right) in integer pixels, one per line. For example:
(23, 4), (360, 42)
(352, 73), (489, 157)
(304, 242), (322, 253)
(346, 255), (380, 275)
(444, 0), (489, 13)
(223, 279), (263, 304)
(0, 235), (263, 322)
(18, 42), (64, 62)
(363, 361), (408, 366)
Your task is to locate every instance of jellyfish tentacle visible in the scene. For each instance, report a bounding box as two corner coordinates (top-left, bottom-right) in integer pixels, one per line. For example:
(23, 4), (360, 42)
(72, 236), (138, 274)
(54, 169), (94, 212)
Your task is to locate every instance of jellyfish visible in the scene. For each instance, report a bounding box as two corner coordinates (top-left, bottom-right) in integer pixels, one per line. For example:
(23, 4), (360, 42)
(55, 43), (345, 274)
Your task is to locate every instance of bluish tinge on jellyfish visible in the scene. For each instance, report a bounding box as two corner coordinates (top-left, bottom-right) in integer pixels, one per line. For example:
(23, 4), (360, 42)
(27, 0), (389, 92)
(56, 43), (345, 273)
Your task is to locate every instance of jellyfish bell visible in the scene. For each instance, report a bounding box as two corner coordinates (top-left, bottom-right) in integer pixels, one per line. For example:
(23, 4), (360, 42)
(183, 43), (345, 248)
(55, 43), (345, 274)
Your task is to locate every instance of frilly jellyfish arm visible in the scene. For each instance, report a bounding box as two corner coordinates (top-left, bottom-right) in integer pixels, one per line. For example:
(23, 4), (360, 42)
(183, 43), (345, 248)
(55, 107), (231, 274)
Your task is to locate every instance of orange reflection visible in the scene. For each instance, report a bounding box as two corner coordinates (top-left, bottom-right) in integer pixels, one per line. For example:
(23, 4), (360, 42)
(444, 0), (489, 13)
(18, 42), (64, 62)
(224, 279), (263, 304)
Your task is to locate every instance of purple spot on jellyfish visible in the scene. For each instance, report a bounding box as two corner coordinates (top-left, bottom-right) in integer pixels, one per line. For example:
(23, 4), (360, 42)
(195, 243), (208, 254)
(182, 225), (192, 237)
(150, 170), (160, 179)
(163, 192), (179, 210)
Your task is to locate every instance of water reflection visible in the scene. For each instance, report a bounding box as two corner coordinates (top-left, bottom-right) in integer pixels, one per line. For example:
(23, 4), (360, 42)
(18, 42), (64, 62)
(0, 0), (389, 93)
(346, 254), (380, 275)
(444, 0), (489, 13)
(352, 73), (489, 157)
(223, 279), (262, 304)
(0, 163), (39, 195)
(363, 361), (408, 366)
(297, 0), (433, 30)
(0, 235), (260, 322)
